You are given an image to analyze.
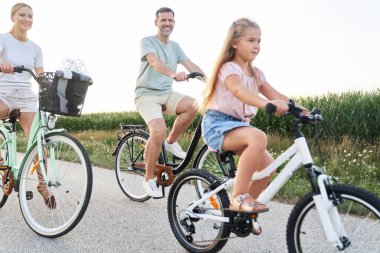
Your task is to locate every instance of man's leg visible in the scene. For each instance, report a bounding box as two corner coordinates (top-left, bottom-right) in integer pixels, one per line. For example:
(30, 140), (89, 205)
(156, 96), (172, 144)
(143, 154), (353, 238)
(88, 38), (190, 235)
(167, 96), (198, 143)
(145, 118), (166, 180)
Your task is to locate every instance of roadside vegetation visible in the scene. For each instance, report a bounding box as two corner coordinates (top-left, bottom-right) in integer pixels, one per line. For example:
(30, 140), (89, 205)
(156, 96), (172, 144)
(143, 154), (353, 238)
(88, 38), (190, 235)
(17, 90), (380, 200)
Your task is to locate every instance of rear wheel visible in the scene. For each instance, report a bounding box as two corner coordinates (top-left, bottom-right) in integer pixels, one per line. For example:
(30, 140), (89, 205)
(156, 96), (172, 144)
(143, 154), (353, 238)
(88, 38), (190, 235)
(168, 170), (231, 253)
(286, 184), (380, 252)
(115, 131), (163, 202)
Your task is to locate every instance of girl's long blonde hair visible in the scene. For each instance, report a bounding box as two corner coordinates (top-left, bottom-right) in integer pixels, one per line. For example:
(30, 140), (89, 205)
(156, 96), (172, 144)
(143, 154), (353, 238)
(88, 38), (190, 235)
(200, 18), (260, 113)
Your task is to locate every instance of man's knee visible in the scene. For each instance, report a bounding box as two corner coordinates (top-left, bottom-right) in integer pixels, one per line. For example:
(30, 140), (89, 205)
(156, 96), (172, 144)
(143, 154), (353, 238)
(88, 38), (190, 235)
(148, 119), (167, 141)
(176, 97), (198, 116)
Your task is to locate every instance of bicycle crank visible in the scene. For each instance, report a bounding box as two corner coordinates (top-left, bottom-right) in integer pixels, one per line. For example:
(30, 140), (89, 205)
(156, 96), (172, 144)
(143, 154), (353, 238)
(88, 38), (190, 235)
(155, 164), (174, 186)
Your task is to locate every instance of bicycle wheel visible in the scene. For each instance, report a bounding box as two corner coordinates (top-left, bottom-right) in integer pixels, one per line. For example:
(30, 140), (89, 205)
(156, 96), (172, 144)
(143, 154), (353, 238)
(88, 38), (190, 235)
(168, 169), (231, 253)
(286, 184), (380, 252)
(0, 130), (9, 208)
(193, 144), (235, 181)
(115, 131), (161, 202)
(18, 132), (92, 238)
(193, 144), (236, 198)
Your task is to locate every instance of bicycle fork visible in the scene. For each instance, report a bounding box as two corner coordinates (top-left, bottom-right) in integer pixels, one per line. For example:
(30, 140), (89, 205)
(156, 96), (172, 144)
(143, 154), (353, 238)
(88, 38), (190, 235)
(313, 174), (350, 250)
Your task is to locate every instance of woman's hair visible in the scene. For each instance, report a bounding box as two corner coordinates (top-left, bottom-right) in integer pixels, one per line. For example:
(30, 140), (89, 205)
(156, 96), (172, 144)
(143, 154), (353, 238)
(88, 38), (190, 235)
(10, 3), (33, 32)
(11, 3), (32, 19)
(200, 18), (261, 113)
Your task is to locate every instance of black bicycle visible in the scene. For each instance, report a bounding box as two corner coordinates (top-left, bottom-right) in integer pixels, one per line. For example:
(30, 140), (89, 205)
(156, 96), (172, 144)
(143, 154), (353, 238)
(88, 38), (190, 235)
(112, 72), (237, 202)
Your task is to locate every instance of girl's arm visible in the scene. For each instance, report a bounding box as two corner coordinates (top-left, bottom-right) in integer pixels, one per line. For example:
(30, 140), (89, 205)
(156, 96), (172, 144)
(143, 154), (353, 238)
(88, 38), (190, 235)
(225, 75), (289, 115)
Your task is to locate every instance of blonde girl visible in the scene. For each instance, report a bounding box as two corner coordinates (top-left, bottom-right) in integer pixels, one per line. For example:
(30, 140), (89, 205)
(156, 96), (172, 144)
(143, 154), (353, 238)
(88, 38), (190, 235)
(201, 18), (294, 215)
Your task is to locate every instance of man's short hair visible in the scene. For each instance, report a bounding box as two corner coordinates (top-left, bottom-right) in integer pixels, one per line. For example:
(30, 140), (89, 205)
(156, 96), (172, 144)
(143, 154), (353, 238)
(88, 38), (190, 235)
(156, 7), (174, 18)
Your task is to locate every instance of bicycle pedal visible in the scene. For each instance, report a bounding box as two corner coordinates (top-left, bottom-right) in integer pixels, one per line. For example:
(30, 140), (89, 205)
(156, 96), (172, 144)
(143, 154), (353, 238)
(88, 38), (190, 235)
(0, 165), (9, 170)
(152, 196), (165, 200)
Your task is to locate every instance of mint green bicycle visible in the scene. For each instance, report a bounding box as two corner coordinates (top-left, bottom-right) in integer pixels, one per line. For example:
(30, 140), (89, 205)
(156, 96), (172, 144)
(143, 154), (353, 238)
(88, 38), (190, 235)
(0, 66), (93, 238)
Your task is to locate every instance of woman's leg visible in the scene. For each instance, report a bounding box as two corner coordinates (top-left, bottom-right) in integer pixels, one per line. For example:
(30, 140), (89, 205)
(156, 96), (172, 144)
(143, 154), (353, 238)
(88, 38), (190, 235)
(19, 111), (36, 139)
(0, 100), (10, 119)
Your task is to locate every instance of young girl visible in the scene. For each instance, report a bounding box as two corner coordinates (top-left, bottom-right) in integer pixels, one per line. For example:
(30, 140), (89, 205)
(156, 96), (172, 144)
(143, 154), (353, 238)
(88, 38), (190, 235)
(201, 18), (293, 214)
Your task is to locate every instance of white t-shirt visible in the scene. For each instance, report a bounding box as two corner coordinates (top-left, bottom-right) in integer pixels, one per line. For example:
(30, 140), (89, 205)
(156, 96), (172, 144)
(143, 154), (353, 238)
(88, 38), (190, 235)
(0, 32), (43, 88)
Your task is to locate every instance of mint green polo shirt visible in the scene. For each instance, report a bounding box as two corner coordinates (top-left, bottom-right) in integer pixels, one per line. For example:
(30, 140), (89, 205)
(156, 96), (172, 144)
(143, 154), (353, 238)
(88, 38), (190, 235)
(135, 35), (188, 98)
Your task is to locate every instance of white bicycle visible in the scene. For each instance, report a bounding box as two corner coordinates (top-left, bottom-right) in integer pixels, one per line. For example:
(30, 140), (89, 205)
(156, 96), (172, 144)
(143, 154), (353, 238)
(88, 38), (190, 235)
(167, 101), (380, 252)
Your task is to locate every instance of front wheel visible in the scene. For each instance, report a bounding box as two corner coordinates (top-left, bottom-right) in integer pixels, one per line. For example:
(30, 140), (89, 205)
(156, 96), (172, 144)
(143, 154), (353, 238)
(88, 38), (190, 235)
(18, 132), (93, 238)
(168, 170), (231, 253)
(286, 184), (380, 252)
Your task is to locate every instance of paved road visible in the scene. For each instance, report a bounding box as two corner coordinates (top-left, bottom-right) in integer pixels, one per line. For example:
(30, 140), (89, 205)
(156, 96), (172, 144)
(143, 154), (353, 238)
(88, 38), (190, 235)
(0, 165), (293, 253)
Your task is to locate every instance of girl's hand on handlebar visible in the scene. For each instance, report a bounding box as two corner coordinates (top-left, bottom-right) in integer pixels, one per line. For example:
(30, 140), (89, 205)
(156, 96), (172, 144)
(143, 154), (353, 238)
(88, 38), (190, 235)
(0, 63), (14, 73)
(269, 100), (289, 116)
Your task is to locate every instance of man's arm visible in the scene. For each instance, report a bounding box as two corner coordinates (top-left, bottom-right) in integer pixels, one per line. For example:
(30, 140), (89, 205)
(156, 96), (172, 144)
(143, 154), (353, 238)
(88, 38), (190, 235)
(181, 59), (207, 82)
(146, 52), (176, 77)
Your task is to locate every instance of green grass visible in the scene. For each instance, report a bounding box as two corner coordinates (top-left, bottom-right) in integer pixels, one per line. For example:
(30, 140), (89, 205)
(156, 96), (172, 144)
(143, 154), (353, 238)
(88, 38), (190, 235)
(14, 89), (380, 202)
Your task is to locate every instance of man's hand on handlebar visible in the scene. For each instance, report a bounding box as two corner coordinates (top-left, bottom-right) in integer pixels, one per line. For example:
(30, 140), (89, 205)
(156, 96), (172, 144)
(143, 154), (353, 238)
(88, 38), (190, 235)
(171, 71), (188, 82)
(171, 71), (205, 82)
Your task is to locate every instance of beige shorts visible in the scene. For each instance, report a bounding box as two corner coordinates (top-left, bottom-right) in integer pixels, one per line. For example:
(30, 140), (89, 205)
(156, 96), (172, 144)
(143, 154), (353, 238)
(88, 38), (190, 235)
(0, 87), (38, 112)
(135, 91), (186, 124)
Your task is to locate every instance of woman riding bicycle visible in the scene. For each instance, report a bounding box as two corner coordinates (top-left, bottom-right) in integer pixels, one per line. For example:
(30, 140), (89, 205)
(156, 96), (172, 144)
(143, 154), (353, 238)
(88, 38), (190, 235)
(200, 18), (307, 214)
(0, 3), (55, 209)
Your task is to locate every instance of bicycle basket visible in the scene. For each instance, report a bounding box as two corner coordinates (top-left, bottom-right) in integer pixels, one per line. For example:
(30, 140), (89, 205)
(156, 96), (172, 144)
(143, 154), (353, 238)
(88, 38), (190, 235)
(38, 71), (93, 116)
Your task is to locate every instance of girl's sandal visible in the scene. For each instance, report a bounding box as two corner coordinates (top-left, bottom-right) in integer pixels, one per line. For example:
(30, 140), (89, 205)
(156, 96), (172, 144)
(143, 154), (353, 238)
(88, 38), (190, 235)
(37, 183), (56, 210)
(230, 193), (269, 214)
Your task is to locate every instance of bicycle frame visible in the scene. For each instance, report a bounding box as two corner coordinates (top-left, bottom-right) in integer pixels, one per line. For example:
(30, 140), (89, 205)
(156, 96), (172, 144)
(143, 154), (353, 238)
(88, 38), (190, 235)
(117, 116), (204, 176)
(185, 129), (348, 249)
(0, 110), (65, 193)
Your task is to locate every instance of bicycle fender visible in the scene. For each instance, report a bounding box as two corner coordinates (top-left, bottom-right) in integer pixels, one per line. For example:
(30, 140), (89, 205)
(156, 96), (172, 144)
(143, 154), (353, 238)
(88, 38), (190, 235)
(112, 131), (149, 156)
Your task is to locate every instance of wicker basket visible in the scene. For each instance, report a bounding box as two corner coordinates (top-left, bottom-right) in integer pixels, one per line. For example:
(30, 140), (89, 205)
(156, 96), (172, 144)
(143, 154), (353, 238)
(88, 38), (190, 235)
(37, 71), (92, 116)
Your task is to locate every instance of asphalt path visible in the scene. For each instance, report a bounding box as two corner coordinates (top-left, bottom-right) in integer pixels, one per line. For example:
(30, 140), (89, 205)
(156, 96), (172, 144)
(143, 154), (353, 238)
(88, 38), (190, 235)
(0, 165), (293, 253)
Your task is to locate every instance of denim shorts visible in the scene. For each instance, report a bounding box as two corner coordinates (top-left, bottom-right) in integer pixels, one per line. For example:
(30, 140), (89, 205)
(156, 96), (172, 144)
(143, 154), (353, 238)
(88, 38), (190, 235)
(201, 110), (251, 152)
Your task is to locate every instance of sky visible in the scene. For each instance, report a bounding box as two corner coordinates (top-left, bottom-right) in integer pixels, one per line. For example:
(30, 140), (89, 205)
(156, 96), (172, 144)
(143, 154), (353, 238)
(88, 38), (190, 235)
(1, 0), (380, 114)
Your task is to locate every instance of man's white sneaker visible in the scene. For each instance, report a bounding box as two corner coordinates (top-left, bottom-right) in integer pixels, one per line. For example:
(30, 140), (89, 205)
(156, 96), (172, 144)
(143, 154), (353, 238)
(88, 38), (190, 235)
(165, 140), (186, 159)
(142, 179), (163, 198)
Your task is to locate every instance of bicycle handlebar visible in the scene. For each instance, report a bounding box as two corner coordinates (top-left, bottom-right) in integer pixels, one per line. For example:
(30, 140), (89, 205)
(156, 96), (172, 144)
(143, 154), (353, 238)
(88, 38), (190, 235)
(265, 100), (323, 125)
(2, 65), (93, 84)
(186, 72), (204, 79)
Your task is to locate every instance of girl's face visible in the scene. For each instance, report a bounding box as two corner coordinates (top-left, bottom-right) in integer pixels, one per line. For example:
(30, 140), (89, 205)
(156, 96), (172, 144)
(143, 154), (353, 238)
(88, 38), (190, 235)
(12, 6), (33, 32)
(233, 27), (261, 62)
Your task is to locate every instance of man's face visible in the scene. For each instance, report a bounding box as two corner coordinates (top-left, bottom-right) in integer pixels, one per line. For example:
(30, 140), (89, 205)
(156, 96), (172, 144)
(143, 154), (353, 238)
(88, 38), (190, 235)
(155, 11), (175, 37)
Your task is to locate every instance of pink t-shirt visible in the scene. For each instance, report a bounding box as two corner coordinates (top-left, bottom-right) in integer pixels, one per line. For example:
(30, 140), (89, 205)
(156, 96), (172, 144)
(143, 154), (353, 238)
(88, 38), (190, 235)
(208, 61), (267, 122)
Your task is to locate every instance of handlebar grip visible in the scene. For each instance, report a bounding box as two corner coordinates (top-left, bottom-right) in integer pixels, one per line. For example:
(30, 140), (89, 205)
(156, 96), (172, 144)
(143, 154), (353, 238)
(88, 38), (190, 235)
(187, 72), (204, 79)
(265, 103), (276, 114)
(13, 66), (25, 73)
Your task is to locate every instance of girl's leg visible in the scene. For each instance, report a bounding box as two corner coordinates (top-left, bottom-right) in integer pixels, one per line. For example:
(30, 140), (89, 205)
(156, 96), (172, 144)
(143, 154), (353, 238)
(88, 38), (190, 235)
(222, 127), (267, 198)
(248, 150), (274, 199)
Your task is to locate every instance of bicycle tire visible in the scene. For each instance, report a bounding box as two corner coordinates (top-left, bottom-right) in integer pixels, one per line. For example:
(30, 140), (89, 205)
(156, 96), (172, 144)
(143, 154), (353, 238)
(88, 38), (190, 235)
(115, 131), (163, 202)
(0, 130), (9, 208)
(18, 132), (92, 238)
(168, 169), (231, 253)
(286, 184), (380, 252)
(193, 144), (233, 181)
